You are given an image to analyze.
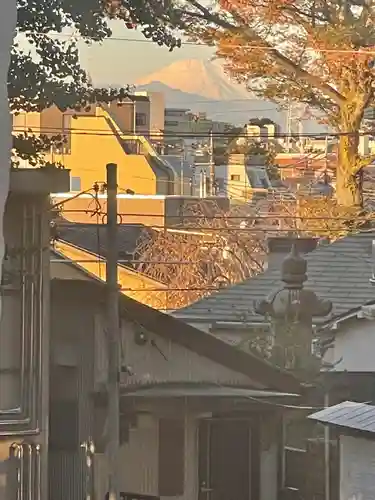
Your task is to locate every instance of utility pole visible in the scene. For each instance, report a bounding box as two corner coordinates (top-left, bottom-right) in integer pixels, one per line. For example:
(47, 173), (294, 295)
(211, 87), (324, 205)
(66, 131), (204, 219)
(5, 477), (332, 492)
(209, 129), (215, 195)
(180, 142), (185, 195)
(286, 102), (292, 153)
(106, 163), (120, 500)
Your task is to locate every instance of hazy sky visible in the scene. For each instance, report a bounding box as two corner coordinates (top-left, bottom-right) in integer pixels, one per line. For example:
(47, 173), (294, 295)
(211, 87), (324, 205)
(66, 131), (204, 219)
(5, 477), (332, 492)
(80, 20), (214, 85)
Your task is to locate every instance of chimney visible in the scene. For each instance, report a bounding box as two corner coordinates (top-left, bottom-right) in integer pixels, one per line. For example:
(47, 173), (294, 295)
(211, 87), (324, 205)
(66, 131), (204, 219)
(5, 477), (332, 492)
(266, 236), (319, 270)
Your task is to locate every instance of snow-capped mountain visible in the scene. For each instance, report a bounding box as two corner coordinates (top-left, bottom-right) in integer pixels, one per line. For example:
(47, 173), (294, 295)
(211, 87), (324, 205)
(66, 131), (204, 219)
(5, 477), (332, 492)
(135, 59), (284, 126)
(136, 59), (250, 101)
(135, 81), (283, 127)
(104, 58), (328, 132)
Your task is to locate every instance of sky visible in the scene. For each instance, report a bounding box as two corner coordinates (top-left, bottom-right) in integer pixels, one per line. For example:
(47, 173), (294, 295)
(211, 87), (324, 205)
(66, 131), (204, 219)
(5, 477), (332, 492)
(80, 20), (214, 86)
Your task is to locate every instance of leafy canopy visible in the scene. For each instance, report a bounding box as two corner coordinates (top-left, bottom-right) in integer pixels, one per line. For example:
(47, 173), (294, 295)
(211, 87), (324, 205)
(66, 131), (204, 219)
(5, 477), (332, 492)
(11, 0), (179, 165)
(163, 0), (375, 205)
(168, 0), (375, 127)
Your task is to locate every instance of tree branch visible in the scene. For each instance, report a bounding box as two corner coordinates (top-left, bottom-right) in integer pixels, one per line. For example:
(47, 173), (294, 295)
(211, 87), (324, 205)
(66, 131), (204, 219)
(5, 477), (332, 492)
(182, 0), (346, 104)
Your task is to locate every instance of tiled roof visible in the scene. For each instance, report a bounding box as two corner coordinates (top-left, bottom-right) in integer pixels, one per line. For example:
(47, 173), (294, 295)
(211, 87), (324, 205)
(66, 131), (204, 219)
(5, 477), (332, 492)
(173, 231), (375, 324)
(54, 221), (153, 261)
(308, 401), (375, 434)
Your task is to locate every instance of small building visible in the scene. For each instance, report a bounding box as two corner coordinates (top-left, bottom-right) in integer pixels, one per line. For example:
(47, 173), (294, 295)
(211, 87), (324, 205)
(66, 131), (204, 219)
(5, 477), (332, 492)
(309, 401), (375, 500)
(215, 154), (272, 202)
(13, 104), (177, 196)
(50, 193), (230, 227)
(46, 258), (301, 500)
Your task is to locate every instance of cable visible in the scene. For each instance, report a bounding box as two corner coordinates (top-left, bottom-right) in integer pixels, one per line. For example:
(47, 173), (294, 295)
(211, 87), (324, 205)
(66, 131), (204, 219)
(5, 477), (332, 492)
(11, 125), (370, 138)
(34, 31), (375, 56)
(50, 188), (97, 210)
(55, 208), (375, 227)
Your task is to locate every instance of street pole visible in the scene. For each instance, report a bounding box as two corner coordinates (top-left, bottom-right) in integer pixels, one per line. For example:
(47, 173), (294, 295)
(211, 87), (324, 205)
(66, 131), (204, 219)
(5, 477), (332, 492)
(209, 129), (215, 195)
(106, 163), (120, 500)
(324, 134), (329, 178)
(180, 143), (184, 195)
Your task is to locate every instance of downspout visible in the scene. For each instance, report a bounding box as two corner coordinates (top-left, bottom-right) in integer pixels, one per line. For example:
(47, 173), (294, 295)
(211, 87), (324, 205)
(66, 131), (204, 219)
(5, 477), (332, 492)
(324, 392), (330, 500)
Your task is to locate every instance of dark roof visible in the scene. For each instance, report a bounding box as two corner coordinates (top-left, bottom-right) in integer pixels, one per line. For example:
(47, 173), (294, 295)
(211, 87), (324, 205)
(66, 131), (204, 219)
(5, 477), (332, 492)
(173, 231), (375, 324)
(121, 382), (300, 399)
(50, 260), (301, 394)
(308, 401), (375, 435)
(128, 95), (150, 102)
(55, 221), (153, 261)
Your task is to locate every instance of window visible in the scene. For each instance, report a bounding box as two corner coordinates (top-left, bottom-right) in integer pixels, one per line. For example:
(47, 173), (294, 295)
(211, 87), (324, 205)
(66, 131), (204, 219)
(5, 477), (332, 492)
(70, 176), (81, 192)
(135, 112), (146, 126)
(165, 120), (179, 127)
(230, 174), (241, 182)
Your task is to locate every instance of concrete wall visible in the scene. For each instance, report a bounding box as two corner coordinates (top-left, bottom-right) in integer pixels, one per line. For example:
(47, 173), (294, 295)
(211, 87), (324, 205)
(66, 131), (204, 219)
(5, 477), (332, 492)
(0, 194), (50, 434)
(147, 92), (165, 133)
(93, 313), (255, 389)
(105, 101), (134, 134)
(94, 416), (199, 500)
(50, 195), (166, 226)
(47, 114), (158, 194)
(135, 98), (151, 136)
(0, 193), (51, 500)
(340, 434), (375, 499)
(323, 318), (375, 372)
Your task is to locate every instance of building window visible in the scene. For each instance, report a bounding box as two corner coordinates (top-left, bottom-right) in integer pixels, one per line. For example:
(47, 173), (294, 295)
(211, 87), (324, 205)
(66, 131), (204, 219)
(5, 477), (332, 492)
(135, 112), (147, 126)
(231, 174), (241, 181)
(70, 176), (81, 192)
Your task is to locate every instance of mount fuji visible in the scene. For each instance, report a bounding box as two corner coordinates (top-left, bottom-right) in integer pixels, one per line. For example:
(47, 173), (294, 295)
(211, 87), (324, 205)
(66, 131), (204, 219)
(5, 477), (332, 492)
(134, 59), (285, 127)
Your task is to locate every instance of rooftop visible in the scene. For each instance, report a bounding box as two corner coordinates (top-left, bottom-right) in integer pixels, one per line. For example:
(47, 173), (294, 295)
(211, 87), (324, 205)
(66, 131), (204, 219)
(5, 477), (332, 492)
(53, 220), (154, 263)
(173, 231), (375, 324)
(308, 401), (375, 435)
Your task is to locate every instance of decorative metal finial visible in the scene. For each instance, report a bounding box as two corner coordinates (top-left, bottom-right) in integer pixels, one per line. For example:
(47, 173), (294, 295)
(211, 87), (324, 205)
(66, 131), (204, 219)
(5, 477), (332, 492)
(281, 243), (307, 289)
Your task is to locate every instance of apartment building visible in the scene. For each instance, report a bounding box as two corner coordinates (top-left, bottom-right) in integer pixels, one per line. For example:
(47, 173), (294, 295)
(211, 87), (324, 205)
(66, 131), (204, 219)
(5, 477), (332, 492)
(13, 104), (177, 195)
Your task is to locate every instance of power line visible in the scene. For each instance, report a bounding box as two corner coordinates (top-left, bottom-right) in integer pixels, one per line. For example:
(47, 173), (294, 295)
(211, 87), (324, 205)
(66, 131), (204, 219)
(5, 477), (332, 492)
(55, 219), (374, 233)
(11, 125), (375, 139)
(55, 210), (375, 222)
(38, 31), (375, 56)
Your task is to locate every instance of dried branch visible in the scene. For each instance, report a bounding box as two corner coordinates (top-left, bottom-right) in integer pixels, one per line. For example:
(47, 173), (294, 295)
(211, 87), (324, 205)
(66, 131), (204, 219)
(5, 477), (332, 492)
(133, 202), (267, 309)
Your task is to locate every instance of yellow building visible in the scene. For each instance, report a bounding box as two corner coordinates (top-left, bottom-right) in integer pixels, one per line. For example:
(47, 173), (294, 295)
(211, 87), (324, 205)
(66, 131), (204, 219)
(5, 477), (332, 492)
(13, 104), (177, 195)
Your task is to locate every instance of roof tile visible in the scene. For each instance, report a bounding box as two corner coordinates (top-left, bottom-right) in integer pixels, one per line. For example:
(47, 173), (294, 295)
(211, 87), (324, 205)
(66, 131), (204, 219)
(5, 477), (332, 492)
(173, 231), (375, 323)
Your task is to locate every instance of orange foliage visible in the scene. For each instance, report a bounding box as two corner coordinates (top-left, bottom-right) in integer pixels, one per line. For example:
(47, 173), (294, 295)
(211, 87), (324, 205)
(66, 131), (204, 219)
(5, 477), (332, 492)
(181, 0), (375, 205)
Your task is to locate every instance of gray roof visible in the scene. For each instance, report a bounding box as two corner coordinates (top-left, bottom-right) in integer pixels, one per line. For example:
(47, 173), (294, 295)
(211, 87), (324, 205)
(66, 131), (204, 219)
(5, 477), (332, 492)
(308, 401), (375, 435)
(173, 231), (375, 324)
(55, 221), (154, 262)
(122, 382), (300, 399)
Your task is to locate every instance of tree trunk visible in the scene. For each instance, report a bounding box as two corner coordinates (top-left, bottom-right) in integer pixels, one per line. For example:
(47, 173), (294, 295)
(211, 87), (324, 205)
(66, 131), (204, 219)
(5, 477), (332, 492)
(336, 117), (362, 207)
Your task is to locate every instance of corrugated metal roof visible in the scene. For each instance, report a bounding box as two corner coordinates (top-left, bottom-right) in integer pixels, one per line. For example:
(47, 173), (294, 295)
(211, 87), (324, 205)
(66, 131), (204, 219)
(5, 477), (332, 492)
(122, 383), (300, 399)
(308, 401), (375, 434)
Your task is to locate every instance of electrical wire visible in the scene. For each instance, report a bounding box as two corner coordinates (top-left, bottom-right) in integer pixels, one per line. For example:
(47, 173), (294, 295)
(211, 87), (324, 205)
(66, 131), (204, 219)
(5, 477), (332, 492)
(35, 31), (375, 56)
(54, 210), (375, 222)
(11, 125), (372, 138)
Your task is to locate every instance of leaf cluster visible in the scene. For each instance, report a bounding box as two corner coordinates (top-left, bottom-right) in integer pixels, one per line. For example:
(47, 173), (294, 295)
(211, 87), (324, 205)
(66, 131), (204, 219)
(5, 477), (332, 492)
(11, 0), (180, 165)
